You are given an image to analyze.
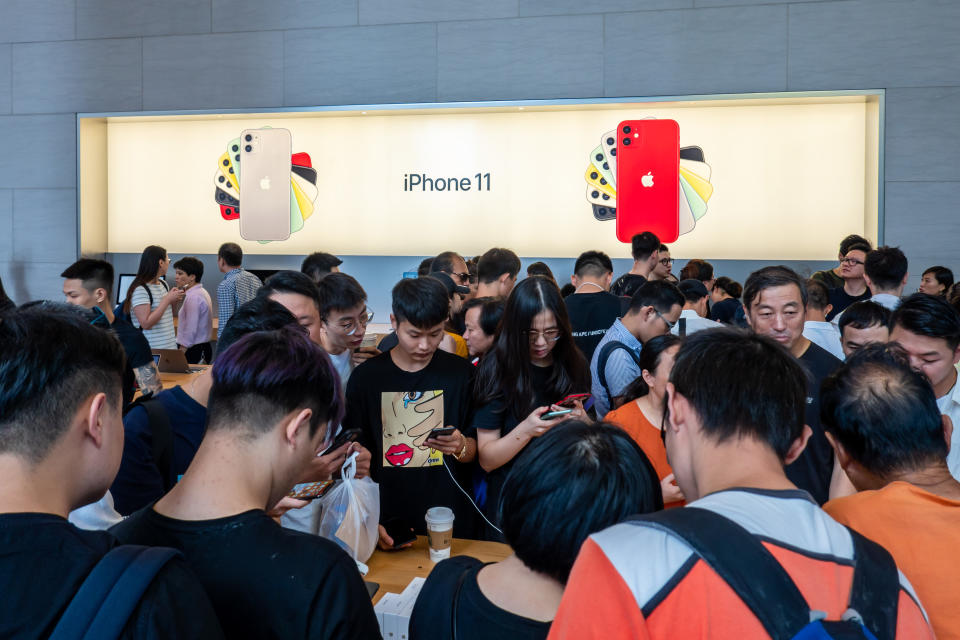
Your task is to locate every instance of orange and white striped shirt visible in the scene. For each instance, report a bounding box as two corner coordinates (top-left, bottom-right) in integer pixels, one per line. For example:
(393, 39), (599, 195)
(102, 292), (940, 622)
(549, 488), (933, 640)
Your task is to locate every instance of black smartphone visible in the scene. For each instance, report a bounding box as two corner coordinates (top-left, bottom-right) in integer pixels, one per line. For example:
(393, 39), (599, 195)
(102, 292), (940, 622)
(430, 426), (457, 438)
(330, 428), (361, 450)
(680, 146), (705, 162)
(382, 516), (416, 548)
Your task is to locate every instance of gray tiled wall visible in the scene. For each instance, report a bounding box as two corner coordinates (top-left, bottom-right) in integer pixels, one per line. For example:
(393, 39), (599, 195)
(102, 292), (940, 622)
(1, 0), (958, 303)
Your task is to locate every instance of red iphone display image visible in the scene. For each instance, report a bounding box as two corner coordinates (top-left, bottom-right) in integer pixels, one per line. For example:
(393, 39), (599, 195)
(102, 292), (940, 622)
(615, 119), (680, 243)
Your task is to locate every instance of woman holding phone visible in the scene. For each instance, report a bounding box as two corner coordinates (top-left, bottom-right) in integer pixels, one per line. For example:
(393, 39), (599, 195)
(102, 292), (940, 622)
(123, 245), (183, 350)
(472, 276), (590, 538)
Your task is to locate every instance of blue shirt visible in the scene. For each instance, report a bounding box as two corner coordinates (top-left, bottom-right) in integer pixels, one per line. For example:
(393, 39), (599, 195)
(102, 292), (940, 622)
(216, 268), (262, 338)
(111, 385), (207, 516)
(590, 318), (642, 418)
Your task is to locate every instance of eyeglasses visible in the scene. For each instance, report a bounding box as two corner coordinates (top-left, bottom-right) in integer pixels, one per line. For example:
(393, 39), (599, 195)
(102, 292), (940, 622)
(525, 328), (561, 343)
(451, 271), (470, 284)
(332, 309), (374, 336)
(655, 310), (676, 331)
(841, 257), (864, 266)
(659, 258), (673, 266)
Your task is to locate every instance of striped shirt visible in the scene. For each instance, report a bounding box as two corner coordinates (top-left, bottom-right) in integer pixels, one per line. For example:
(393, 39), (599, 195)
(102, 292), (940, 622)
(590, 318), (640, 418)
(549, 489), (934, 640)
(131, 282), (176, 350)
(216, 268), (262, 338)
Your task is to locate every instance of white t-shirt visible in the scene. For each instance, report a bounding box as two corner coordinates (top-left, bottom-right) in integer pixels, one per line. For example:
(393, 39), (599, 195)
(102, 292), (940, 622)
(803, 321), (844, 361)
(937, 368), (960, 481)
(130, 282), (177, 350)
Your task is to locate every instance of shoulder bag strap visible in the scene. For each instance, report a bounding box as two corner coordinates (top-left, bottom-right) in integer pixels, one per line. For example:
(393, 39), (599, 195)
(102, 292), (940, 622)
(846, 528), (899, 640)
(597, 340), (643, 405)
(49, 545), (180, 640)
(139, 399), (175, 491)
(627, 507), (811, 638)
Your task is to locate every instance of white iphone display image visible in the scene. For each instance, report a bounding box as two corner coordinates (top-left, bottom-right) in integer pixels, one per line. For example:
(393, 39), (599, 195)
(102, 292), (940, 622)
(239, 128), (292, 242)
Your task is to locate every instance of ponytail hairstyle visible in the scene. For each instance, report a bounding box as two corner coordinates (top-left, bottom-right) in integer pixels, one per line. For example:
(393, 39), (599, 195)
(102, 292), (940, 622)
(619, 334), (683, 404)
(123, 245), (167, 314)
(713, 276), (742, 300)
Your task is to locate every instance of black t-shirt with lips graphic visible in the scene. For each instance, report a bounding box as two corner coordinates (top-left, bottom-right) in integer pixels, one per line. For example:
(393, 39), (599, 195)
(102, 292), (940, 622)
(343, 349), (478, 538)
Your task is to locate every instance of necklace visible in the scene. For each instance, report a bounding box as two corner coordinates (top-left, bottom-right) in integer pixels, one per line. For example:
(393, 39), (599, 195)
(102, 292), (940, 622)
(574, 282), (604, 292)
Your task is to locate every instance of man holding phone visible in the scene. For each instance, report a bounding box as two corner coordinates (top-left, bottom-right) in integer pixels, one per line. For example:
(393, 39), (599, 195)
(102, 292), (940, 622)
(343, 277), (478, 546)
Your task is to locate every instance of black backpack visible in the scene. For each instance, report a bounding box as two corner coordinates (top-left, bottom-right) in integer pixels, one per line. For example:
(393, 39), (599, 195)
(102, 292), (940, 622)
(596, 340), (643, 409)
(630, 507), (900, 640)
(122, 396), (176, 492)
(115, 280), (169, 327)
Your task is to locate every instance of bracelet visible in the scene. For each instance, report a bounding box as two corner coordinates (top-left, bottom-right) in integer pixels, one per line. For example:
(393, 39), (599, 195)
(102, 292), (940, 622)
(453, 435), (468, 461)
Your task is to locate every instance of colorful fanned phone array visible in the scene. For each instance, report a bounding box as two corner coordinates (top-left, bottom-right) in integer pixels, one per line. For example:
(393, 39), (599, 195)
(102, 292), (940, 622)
(585, 127), (714, 239)
(215, 138), (318, 241)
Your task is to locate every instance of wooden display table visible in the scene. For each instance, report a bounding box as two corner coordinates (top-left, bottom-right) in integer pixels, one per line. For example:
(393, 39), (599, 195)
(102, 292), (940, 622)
(366, 536), (511, 603)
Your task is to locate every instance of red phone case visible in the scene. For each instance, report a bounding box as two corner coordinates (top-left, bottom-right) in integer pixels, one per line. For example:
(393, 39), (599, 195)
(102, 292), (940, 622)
(615, 119), (680, 243)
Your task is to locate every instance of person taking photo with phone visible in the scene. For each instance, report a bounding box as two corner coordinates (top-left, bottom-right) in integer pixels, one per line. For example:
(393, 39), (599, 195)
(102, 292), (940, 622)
(472, 276), (590, 539)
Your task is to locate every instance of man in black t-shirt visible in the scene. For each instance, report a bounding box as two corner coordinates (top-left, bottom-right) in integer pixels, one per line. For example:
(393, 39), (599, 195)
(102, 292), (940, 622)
(610, 232), (660, 298)
(112, 327), (379, 639)
(826, 243), (872, 321)
(62, 258), (161, 406)
(564, 250), (628, 361)
(743, 266), (842, 504)
(345, 277), (478, 545)
(0, 305), (222, 639)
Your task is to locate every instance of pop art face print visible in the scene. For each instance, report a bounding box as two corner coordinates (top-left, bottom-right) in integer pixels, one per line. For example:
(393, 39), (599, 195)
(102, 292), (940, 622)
(380, 390), (444, 469)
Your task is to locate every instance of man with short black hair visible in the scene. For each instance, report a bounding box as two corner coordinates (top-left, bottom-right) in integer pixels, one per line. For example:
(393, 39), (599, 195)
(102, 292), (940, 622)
(300, 251), (342, 282)
(826, 242), (871, 321)
(863, 245), (908, 310)
(811, 234), (872, 289)
(173, 256), (213, 364)
(672, 279), (722, 337)
(590, 280), (684, 417)
(257, 270), (323, 344)
(216, 242), (262, 338)
(890, 293), (960, 479)
(838, 300), (891, 358)
(822, 343), (960, 639)
(112, 328), (380, 639)
(564, 250), (626, 360)
(647, 244), (675, 282)
(476, 248), (521, 298)
(344, 277), (479, 545)
(111, 297), (302, 516)
(803, 279), (844, 360)
(61, 258), (161, 406)
(549, 330), (934, 639)
(610, 232), (660, 298)
(743, 266), (841, 504)
(0, 305), (223, 639)
(317, 272), (378, 377)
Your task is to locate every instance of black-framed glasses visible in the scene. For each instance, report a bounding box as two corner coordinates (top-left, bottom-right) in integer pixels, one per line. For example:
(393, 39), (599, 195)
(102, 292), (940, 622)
(841, 257), (864, 266)
(659, 258), (673, 266)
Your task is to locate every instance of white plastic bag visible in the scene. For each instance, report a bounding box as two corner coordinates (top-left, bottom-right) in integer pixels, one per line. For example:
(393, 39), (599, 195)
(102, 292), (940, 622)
(318, 452), (380, 563)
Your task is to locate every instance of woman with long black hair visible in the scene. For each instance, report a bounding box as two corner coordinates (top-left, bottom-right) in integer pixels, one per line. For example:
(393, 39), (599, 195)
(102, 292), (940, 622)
(472, 276), (590, 536)
(123, 245), (183, 349)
